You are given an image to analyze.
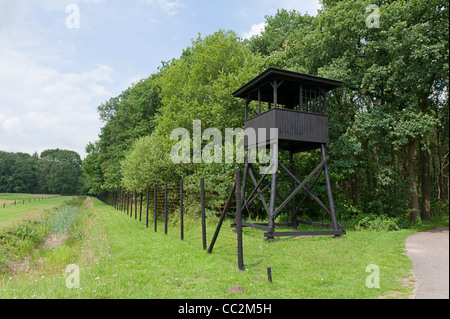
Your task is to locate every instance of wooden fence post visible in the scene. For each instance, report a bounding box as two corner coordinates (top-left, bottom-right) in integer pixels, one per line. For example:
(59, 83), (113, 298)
(139, 192), (143, 222)
(127, 191), (130, 216)
(130, 191), (133, 218)
(122, 190), (125, 212)
(154, 185), (157, 232)
(201, 178), (206, 250)
(146, 187), (149, 228)
(164, 182), (168, 235)
(134, 190), (137, 219)
(180, 180), (184, 241)
(236, 168), (244, 271)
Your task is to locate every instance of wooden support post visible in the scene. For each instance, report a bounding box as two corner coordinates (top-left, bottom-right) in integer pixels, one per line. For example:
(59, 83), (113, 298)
(273, 79), (278, 109)
(267, 267), (272, 283)
(207, 181), (236, 254)
(180, 180), (184, 241)
(241, 150), (250, 206)
(299, 84), (303, 112)
(236, 168), (244, 271)
(290, 151), (297, 229)
(267, 165), (277, 240)
(321, 144), (339, 235)
(200, 178), (206, 250)
(258, 89), (261, 115)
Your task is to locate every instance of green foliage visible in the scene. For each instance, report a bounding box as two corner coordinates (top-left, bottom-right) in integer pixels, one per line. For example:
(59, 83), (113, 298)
(155, 30), (264, 137)
(120, 30), (264, 192)
(83, 1), (449, 226)
(0, 197), (83, 274)
(121, 133), (183, 191)
(8, 220), (46, 243)
(0, 218), (48, 274)
(0, 151), (38, 193)
(353, 214), (403, 232)
(47, 205), (80, 235)
(0, 149), (84, 195)
(82, 75), (163, 193)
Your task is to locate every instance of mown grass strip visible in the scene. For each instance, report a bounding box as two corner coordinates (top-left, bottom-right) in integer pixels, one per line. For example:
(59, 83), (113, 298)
(3, 197), (447, 299)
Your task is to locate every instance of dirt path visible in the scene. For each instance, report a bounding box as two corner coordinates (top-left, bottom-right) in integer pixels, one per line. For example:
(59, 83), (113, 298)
(405, 226), (449, 299)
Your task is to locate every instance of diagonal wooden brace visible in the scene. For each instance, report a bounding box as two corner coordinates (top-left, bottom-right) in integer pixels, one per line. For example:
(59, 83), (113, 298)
(271, 156), (329, 220)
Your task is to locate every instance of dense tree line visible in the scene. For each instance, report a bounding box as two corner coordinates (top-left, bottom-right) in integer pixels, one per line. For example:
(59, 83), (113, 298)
(83, 0), (448, 224)
(0, 149), (85, 195)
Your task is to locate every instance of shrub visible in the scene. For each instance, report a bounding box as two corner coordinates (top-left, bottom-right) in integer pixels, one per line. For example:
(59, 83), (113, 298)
(47, 206), (79, 234)
(353, 214), (401, 232)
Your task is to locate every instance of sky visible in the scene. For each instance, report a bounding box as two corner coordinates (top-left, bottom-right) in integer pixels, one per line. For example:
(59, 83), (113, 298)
(0, 0), (321, 158)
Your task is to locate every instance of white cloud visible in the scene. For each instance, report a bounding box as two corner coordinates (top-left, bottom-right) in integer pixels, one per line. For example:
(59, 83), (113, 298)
(0, 48), (114, 157)
(242, 22), (267, 40)
(1, 117), (22, 136)
(142, 0), (186, 16)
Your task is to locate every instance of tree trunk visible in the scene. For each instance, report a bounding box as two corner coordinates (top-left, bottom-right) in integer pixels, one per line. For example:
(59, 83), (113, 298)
(420, 142), (431, 220)
(405, 139), (420, 223)
(351, 174), (358, 206)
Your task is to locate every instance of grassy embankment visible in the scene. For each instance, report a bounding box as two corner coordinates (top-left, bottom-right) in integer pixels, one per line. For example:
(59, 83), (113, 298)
(0, 196), (448, 299)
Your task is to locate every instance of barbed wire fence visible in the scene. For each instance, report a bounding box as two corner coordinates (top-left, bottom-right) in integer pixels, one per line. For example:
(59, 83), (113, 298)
(96, 169), (245, 271)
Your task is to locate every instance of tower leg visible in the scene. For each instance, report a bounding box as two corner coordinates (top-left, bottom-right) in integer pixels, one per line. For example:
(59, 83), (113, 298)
(241, 150), (250, 207)
(266, 165), (277, 241)
(232, 149), (250, 228)
(290, 151), (298, 229)
(321, 144), (339, 236)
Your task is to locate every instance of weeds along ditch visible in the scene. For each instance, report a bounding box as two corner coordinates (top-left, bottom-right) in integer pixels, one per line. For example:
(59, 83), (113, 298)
(0, 197), (85, 274)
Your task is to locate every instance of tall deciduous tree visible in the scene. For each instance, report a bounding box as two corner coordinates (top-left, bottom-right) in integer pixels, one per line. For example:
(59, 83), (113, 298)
(249, 0), (448, 222)
(83, 74), (162, 193)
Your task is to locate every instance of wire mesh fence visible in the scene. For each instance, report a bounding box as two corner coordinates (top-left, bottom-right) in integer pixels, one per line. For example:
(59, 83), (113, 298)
(96, 170), (244, 270)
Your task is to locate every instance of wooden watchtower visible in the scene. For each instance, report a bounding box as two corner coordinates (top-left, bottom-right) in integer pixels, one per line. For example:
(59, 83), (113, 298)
(232, 67), (346, 239)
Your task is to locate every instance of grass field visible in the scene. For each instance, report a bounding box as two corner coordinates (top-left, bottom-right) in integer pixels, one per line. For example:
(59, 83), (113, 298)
(1, 196), (447, 299)
(0, 195), (69, 228)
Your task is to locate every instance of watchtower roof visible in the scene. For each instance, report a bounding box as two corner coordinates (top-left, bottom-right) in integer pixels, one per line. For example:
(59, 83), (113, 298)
(232, 67), (343, 103)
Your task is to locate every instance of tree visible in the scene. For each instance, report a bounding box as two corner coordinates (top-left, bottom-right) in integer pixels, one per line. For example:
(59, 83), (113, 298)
(121, 133), (182, 191)
(246, 1), (448, 222)
(0, 149), (84, 195)
(119, 30), (266, 195)
(46, 161), (80, 195)
(83, 74), (162, 193)
(0, 151), (38, 193)
(86, 1), (449, 224)
(40, 149), (84, 195)
(155, 30), (264, 137)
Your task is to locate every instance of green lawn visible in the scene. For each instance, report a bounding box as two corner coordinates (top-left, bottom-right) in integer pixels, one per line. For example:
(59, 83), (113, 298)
(0, 196), (447, 299)
(0, 195), (69, 227)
